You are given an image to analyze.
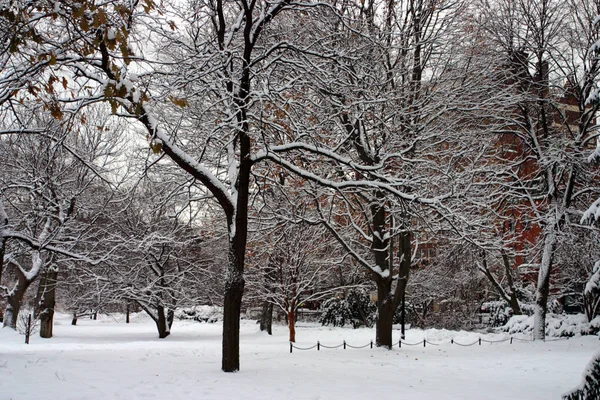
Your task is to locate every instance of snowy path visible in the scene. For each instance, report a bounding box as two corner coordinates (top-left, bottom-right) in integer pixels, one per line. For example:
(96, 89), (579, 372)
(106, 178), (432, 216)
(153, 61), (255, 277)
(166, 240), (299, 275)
(0, 314), (597, 399)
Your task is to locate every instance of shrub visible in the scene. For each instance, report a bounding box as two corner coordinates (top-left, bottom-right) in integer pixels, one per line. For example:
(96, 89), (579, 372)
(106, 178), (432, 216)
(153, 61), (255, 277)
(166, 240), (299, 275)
(174, 305), (222, 323)
(320, 289), (376, 328)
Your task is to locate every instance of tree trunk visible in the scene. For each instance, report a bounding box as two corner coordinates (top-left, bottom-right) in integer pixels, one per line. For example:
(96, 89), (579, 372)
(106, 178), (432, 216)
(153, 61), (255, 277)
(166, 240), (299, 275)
(259, 300), (273, 335)
(2, 272), (32, 329)
(0, 199), (8, 288)
(71, 313), (77, 326)
(222, 269), (244, 371)
(167, 308), (174, 330)
(501, 250), (522, 315)
(156, 305), (171, 339)
(221, 132), (250, 372)
(371, 192), (394, 348)
(126, 303), (130, 323)
(38, 268), (58, 338)
(375, 273), (395, 348)
(534, 228), (556, 341)
(288, 309), (296, 343)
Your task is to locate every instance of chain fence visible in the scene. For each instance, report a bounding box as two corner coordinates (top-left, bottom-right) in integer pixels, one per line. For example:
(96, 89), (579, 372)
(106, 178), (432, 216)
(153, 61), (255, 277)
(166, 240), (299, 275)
(289, 335), (572, 353)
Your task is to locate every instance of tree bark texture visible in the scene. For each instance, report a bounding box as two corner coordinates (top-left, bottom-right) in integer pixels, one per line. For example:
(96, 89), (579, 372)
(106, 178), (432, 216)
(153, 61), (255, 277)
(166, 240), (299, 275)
(38, 268), (58, 338)
(259, 300), (273, 335)
(2, 269), (33, 329)
(534, 228), (556, 341)
(157, 305), (170, 338)
(501, 250), (522, 315)
(288, 310), (296, 343)
(222, 268), (244, 371)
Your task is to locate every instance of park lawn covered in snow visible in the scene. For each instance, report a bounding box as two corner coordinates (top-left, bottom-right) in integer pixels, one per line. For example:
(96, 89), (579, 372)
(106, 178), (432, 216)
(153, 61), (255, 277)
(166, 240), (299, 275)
(0, 313), (598, 400)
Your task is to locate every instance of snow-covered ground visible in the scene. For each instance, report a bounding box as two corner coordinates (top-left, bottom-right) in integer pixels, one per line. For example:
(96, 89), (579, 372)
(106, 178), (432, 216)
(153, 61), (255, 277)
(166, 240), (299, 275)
(0, 313), (598, 400)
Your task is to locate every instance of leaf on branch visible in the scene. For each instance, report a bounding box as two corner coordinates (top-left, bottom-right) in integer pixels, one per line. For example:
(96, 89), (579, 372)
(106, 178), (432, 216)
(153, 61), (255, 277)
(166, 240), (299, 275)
(73, 5), (86, 19)
(150, 141), (163, 154)
(93, 9), (108, 28)
(104, 84), (114, 98)
(108, 99), (119, 115)
(120, 43), (131, 65)
(48, 102), (64, 120)
(79, 16), (90, 31)
(143, 0), (156, 13)
(169, 96), (189, 108)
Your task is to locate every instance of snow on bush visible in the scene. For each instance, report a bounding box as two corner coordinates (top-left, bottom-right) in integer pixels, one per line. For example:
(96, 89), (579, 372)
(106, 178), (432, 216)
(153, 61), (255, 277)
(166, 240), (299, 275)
(503, 313), (600, 337)
(320, 289), (376, 328)
(563, 351), (600, 400)
(175, 306), (222, 323)
(481, 301), (515, 327)
(585, 261), (600, 300)
(479, 301), (538, 327)
(16, 309), (39, 335)
(320, 297), (355, 327)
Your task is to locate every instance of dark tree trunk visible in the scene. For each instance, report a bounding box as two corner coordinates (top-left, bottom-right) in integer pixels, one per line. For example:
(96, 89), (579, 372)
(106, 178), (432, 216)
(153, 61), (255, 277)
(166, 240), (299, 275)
(501, 250), (522, 315)
(126, 303), (130, 323)
(71, 313), (78, 325)
(0, 202), (7, 288)
(376, 298), (394, 348)
(167, 308), (174, 329)
(288, 309), (296, 343)
(156, 305), (171, 339)
(375, 217), (411, 348)
(221, 129), (250, 372)
(375, 265), (394, 347)
(2, 269), (33, 329)
(259, 300), (273, 335)
(38, 268), (58, 338)
(222, 270), (244, 371)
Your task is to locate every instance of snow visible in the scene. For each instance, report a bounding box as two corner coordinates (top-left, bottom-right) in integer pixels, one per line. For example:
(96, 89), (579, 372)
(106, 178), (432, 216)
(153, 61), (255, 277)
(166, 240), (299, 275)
(582, 197), (600, 223)
(174, 305), (223, 323)
(586, 261), (600, 296)
(371, 265), (390, 278)
(563, 350), (600, 399)
(504, 313), (600, 337)
(117, 78), (134, 94)
(0, 314), (598, 400)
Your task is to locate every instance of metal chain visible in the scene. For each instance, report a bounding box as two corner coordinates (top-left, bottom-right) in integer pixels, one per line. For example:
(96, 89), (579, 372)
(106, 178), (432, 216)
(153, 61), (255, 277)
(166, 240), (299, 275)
(481, 338), (511, 343)
(400, 340), (423, 346)
(290, 335), (571, 351)
(346, 343), (372, 349)
(320, 343), (344, 349)
(291, 344), (319, 351)
(452, 340), (479, 347)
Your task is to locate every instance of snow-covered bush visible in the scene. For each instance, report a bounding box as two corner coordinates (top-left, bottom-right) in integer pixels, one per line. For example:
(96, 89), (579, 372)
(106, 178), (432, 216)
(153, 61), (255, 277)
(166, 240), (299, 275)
(175, 306), (223, 323)
(320, 298), (354, 327)
(503, 313), (600, 337)
(563, 351), (600, 400)
(16, 310), (39, 336)
(480, 301), (536, 327)
(320, 289), (376, 328)
(481, 301), (514, 327)
(584, 261), (600, 322)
